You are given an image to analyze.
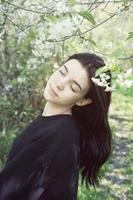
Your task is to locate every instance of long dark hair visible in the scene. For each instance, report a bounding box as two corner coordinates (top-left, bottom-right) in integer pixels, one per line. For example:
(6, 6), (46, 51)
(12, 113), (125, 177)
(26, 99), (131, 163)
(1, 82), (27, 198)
(65, 53), (112, 188)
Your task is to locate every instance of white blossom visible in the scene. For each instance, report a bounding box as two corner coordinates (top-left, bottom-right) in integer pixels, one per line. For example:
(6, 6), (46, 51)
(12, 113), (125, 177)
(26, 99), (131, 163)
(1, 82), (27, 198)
(16, 63), (22, 69)
(91, 73), (113, 92)
(116, 70), (133, 88)
(5, 84), (12, 91)
(44, 0), (69, 14)
(48, 18), (76, 40)
(91, 77), (105, 86)
(55, 1), (69, 14)
(71, 15), (83, 29)
(124, 68), (133, 77)
(105, 85), (116, 91)
(99, 73), (110, 80)
(116, 79), (133, 88)
(27, 57), (41, 69)
(32, 40), (55, 58)
(71, 4), (81, 12)
(124, 80), (133, 88)
(44, 0), (57, 10)
(53, 62), (60, 69)
(117, 74), (123, 82)
(17, 77), (26, 83)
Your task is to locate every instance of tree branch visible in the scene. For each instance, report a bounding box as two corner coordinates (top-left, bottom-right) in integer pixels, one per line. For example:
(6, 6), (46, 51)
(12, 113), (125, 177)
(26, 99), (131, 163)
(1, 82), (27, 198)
(7, 16), (28, 34)
(46, 12), (117, 43)
(0, 0), (11, 33)
(118, 55), (133, 60)
(77, 1), (130, 5)
(3, 0), (52, 15)
(79, 0), (100, 25)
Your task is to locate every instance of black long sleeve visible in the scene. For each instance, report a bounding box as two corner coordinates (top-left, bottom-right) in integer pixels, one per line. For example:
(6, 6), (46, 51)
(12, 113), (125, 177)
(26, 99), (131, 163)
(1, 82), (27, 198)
(0, 114), (80, 200)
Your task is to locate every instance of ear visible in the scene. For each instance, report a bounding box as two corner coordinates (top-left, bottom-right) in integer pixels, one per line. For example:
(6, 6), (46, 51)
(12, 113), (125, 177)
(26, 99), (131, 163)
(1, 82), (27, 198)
(75, 98), (92, 106)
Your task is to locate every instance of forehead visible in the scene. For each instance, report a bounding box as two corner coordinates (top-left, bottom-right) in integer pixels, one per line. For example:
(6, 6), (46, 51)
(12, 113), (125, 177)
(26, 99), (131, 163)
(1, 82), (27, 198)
(64, 59), (90, 89)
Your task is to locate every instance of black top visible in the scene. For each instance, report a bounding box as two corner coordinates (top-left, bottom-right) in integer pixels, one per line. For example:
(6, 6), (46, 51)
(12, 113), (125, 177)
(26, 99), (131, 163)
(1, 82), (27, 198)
(0, 113), (80, 200)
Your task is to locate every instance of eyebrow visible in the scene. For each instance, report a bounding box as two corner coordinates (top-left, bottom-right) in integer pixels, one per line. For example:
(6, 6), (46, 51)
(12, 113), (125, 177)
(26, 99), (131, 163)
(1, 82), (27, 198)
(63, 64), (82, 91)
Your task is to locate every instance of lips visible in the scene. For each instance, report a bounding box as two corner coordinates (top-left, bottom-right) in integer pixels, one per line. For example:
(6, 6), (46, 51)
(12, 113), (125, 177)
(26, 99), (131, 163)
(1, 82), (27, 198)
(49, 84), (58, 97)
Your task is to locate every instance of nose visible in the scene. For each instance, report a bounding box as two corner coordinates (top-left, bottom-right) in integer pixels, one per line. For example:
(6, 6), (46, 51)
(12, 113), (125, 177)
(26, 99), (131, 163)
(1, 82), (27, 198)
(56, 79), (66, 91)
(56, 84), (64, 90)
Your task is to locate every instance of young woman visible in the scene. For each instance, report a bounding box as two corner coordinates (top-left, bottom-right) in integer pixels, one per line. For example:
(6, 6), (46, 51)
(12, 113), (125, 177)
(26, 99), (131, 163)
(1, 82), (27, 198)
(0, 52), (112, 200)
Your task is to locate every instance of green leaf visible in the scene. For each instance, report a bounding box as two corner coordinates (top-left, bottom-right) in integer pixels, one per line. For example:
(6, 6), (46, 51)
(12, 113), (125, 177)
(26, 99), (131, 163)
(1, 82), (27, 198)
(110, 47), (123, 59)
(95, 64), (120, 77)
(126, 32), (133, 41)
(78, 11), (96, 25)
(46, 15), (59, 22)
(87, 38), (97, 46)
(95, 66), (109, 77)
(67, 0), (76, 6)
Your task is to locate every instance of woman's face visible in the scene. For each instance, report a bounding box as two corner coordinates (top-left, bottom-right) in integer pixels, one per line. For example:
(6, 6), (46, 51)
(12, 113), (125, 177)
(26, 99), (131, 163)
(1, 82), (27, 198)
(43, 58), (91, 107)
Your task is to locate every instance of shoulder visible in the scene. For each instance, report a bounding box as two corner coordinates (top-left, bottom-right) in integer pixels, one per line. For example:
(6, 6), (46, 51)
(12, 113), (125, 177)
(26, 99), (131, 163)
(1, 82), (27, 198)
(57, 116), (79, 133)
(55, 116), (80, 145)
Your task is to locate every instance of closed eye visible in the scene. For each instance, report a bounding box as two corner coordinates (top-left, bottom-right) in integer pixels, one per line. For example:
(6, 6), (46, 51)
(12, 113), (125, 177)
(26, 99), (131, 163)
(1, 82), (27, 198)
(59, 70), (65, 76)
(59, 70), (77, 93)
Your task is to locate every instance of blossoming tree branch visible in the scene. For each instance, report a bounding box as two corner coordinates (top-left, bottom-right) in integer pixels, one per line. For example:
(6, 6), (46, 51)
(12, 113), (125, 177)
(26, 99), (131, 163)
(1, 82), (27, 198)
(0, 0), (133, 92)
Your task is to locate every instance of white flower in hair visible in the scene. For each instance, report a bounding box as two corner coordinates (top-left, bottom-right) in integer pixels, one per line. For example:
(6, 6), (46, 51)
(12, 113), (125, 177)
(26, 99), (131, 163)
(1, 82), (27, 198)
(91, 77), (104, 86)
(99, 73), (110, 80)
(91, 73), (115, 92)
(105, 85), (115, 91)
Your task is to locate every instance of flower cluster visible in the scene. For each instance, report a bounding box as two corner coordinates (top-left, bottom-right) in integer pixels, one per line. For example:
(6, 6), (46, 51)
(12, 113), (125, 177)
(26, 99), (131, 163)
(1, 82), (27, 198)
(116, 68), (133, 88)
(91, 72), (115, 92)
(48, 18), (76, 40)
(45, 0), (69, 14)
(32, 40), (55, 58)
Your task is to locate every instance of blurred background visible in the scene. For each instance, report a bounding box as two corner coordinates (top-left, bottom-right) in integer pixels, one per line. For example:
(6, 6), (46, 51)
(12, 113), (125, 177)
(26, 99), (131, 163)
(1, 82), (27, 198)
(0, 0), (133, 199)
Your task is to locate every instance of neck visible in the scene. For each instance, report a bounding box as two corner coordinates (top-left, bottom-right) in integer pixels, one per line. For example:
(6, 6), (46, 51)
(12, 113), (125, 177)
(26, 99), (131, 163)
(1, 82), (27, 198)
(42, 101), (72, 116)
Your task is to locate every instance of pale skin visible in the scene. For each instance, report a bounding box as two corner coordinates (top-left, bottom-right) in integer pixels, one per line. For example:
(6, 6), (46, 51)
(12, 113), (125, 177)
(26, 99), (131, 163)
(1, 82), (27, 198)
(42, 59), (93, 116)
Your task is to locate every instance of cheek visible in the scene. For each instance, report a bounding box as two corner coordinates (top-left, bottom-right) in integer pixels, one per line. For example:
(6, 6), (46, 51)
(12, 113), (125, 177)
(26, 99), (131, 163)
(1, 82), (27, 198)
(57, 89), (76, 103)
(62, 86), (77, 98)
(65, 91), (80, 103)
